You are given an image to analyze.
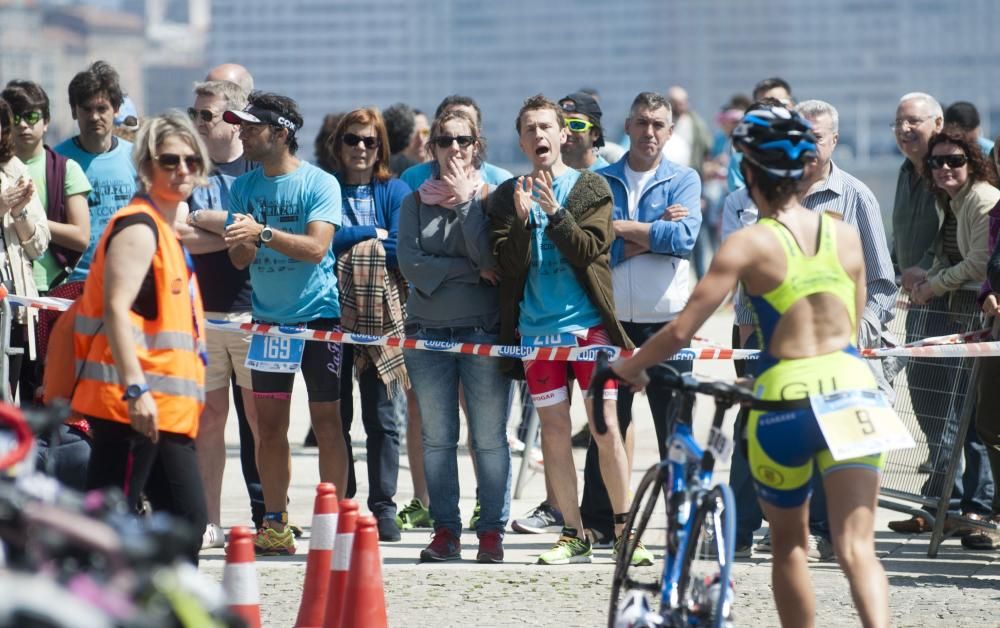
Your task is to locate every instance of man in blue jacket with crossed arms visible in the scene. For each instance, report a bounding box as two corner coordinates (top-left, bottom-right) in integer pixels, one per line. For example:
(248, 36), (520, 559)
(579, 91), (702, 548)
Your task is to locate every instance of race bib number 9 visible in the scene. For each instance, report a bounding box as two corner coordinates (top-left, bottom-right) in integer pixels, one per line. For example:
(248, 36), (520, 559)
(810, 389), (915, 461)
(246, 334), (305, 373)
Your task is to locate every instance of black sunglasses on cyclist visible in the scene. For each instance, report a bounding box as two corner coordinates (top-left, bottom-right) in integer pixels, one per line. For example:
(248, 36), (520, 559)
(12, 111), (43, 126)
(343, 133), (380, 149)
(432, 135), (475, 149)
(187, 108), (219, 124)
(155, 153), (204, 172)
(927, 154), (968, 170)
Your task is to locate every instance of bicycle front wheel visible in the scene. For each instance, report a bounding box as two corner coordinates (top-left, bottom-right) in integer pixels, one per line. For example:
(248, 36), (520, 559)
(607, 462), (665, 628)
(676, 484), (736, 628)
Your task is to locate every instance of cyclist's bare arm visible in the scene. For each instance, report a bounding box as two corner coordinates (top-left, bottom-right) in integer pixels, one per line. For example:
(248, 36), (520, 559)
(612, 230), (756, 386)
(839, 222), (868, 344)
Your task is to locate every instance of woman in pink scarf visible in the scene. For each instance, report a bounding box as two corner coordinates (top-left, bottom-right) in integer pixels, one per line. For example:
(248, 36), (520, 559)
(397, 110), (511, 564)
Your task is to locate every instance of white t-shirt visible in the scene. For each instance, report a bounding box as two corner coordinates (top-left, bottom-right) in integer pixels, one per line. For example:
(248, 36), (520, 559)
(661, 134), (692, 168)
(623, 163), (657, 219)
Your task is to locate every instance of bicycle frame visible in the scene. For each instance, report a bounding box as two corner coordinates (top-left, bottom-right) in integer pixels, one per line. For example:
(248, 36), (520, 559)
(661, 392), (732, 618)
(591, 351), (809, 627)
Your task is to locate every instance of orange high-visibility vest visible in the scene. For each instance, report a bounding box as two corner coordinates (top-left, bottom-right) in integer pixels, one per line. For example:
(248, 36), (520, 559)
(71, 198), (206, 439)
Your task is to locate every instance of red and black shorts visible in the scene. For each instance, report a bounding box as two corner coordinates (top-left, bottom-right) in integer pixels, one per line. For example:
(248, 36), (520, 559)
(522, 325), (618, 408)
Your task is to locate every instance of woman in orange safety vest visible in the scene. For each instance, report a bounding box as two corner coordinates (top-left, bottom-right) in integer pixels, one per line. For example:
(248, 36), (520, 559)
(74, 111), (209, 564)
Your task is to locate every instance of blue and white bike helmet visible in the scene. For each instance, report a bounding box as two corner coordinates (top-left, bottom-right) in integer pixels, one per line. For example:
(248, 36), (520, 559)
(732, 105), (817, 180)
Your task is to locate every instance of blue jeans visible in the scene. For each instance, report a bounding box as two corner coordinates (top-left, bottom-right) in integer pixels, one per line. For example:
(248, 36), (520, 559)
(341, 343), (399, 520)
(404, 326), (512, 536)
(35, 424), (91, 491)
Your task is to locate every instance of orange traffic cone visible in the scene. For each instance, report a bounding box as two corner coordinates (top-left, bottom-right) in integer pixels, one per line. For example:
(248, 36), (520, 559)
(222, 526), (261, 628)
(340, 515), (388, 628)
(321, 499), (359, 628)
(295, 483), (340, 627)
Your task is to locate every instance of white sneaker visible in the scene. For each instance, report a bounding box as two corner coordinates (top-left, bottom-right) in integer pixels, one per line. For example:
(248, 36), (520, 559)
(508, 435), (526, 453)
(202, 523), (226, 549)
(529, 448), (544, 467)
(806, 534), (835, 563)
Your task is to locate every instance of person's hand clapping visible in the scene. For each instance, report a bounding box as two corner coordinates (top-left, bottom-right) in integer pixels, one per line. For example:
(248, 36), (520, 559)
(531, 170), (560, 216)
(0, 176), (34, 216)
(513, 176), (533, 224)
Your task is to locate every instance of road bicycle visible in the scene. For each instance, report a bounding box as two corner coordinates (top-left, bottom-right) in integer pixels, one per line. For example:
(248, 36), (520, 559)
(589, 352), (808, 628)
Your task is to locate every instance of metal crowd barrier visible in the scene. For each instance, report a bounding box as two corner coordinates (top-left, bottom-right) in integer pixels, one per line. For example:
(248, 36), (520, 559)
(0, 298), (23, 405)
(513, 381), (540, 500)
(878, 287), (997, 557)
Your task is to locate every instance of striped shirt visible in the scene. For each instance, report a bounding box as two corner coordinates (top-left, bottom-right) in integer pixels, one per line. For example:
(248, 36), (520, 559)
(723, 162), (897, 327)
(941, 209), (963, 265)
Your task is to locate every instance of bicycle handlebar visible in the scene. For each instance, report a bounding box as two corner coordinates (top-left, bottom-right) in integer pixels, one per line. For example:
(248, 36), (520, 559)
(588, 351), (810, 435)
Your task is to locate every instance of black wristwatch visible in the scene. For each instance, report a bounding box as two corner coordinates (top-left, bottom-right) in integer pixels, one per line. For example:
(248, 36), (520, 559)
(122, 383), (150, 401)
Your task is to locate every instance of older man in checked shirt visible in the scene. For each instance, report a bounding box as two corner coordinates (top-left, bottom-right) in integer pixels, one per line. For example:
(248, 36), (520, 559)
(720, 99), (897, 559)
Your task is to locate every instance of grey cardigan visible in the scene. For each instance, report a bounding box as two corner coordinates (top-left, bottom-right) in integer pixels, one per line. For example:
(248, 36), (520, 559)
(397, 186), (499, 330)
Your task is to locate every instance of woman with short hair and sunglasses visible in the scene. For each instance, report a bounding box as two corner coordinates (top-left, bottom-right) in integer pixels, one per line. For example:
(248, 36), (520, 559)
(397, 109), (511, 563)
(327, 107), (412, 541)
(76, 111), (211, 564)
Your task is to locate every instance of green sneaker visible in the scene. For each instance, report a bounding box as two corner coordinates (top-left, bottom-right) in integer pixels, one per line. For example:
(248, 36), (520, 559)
(537, 528), (592, 565)
(614, 532), (654, 567)
(253, 526), (296, 556)
(396, 498), (433, 530)
(467, 499), (481, 531)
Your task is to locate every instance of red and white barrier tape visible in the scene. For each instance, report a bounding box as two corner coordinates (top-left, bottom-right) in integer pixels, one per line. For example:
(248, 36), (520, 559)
(206, 320), (762, 362)
(861, 342), (1000, 358)
(891, 328), (993, 348)
(0, 292), (757, 362)
(5, 293), (74, 312)
(6, 291), (997, 361)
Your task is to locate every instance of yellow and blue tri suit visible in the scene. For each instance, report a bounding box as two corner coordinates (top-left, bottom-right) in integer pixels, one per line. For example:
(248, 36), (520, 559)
(747, 213), (884, 508)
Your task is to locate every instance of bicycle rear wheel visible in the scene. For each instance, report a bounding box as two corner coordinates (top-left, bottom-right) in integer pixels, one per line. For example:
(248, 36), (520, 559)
(675, 484), (736, 628)
(607, 462), (666, 628)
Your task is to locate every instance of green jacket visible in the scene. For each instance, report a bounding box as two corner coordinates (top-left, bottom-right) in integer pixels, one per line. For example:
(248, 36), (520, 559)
(489, 170), (633, 378)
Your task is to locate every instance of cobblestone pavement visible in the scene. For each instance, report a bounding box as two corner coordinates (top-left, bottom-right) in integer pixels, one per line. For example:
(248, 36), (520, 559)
(202, 312), (1000, 627)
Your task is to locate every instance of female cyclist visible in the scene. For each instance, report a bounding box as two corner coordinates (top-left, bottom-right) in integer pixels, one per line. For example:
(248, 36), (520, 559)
(612, 105), (889, 628)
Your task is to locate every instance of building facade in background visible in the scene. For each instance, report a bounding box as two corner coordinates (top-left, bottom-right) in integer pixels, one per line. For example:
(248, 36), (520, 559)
(206, 0), (1000, 208)
(0, 0), (207, 143)
(4, 0), (1000, 212)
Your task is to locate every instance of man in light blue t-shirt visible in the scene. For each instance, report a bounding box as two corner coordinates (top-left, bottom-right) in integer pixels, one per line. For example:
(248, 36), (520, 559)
(223, 92), (345, 556)
(53, 61), (137, 283)
(399, 95), (512, 189)
(489, 96), (643, 566)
